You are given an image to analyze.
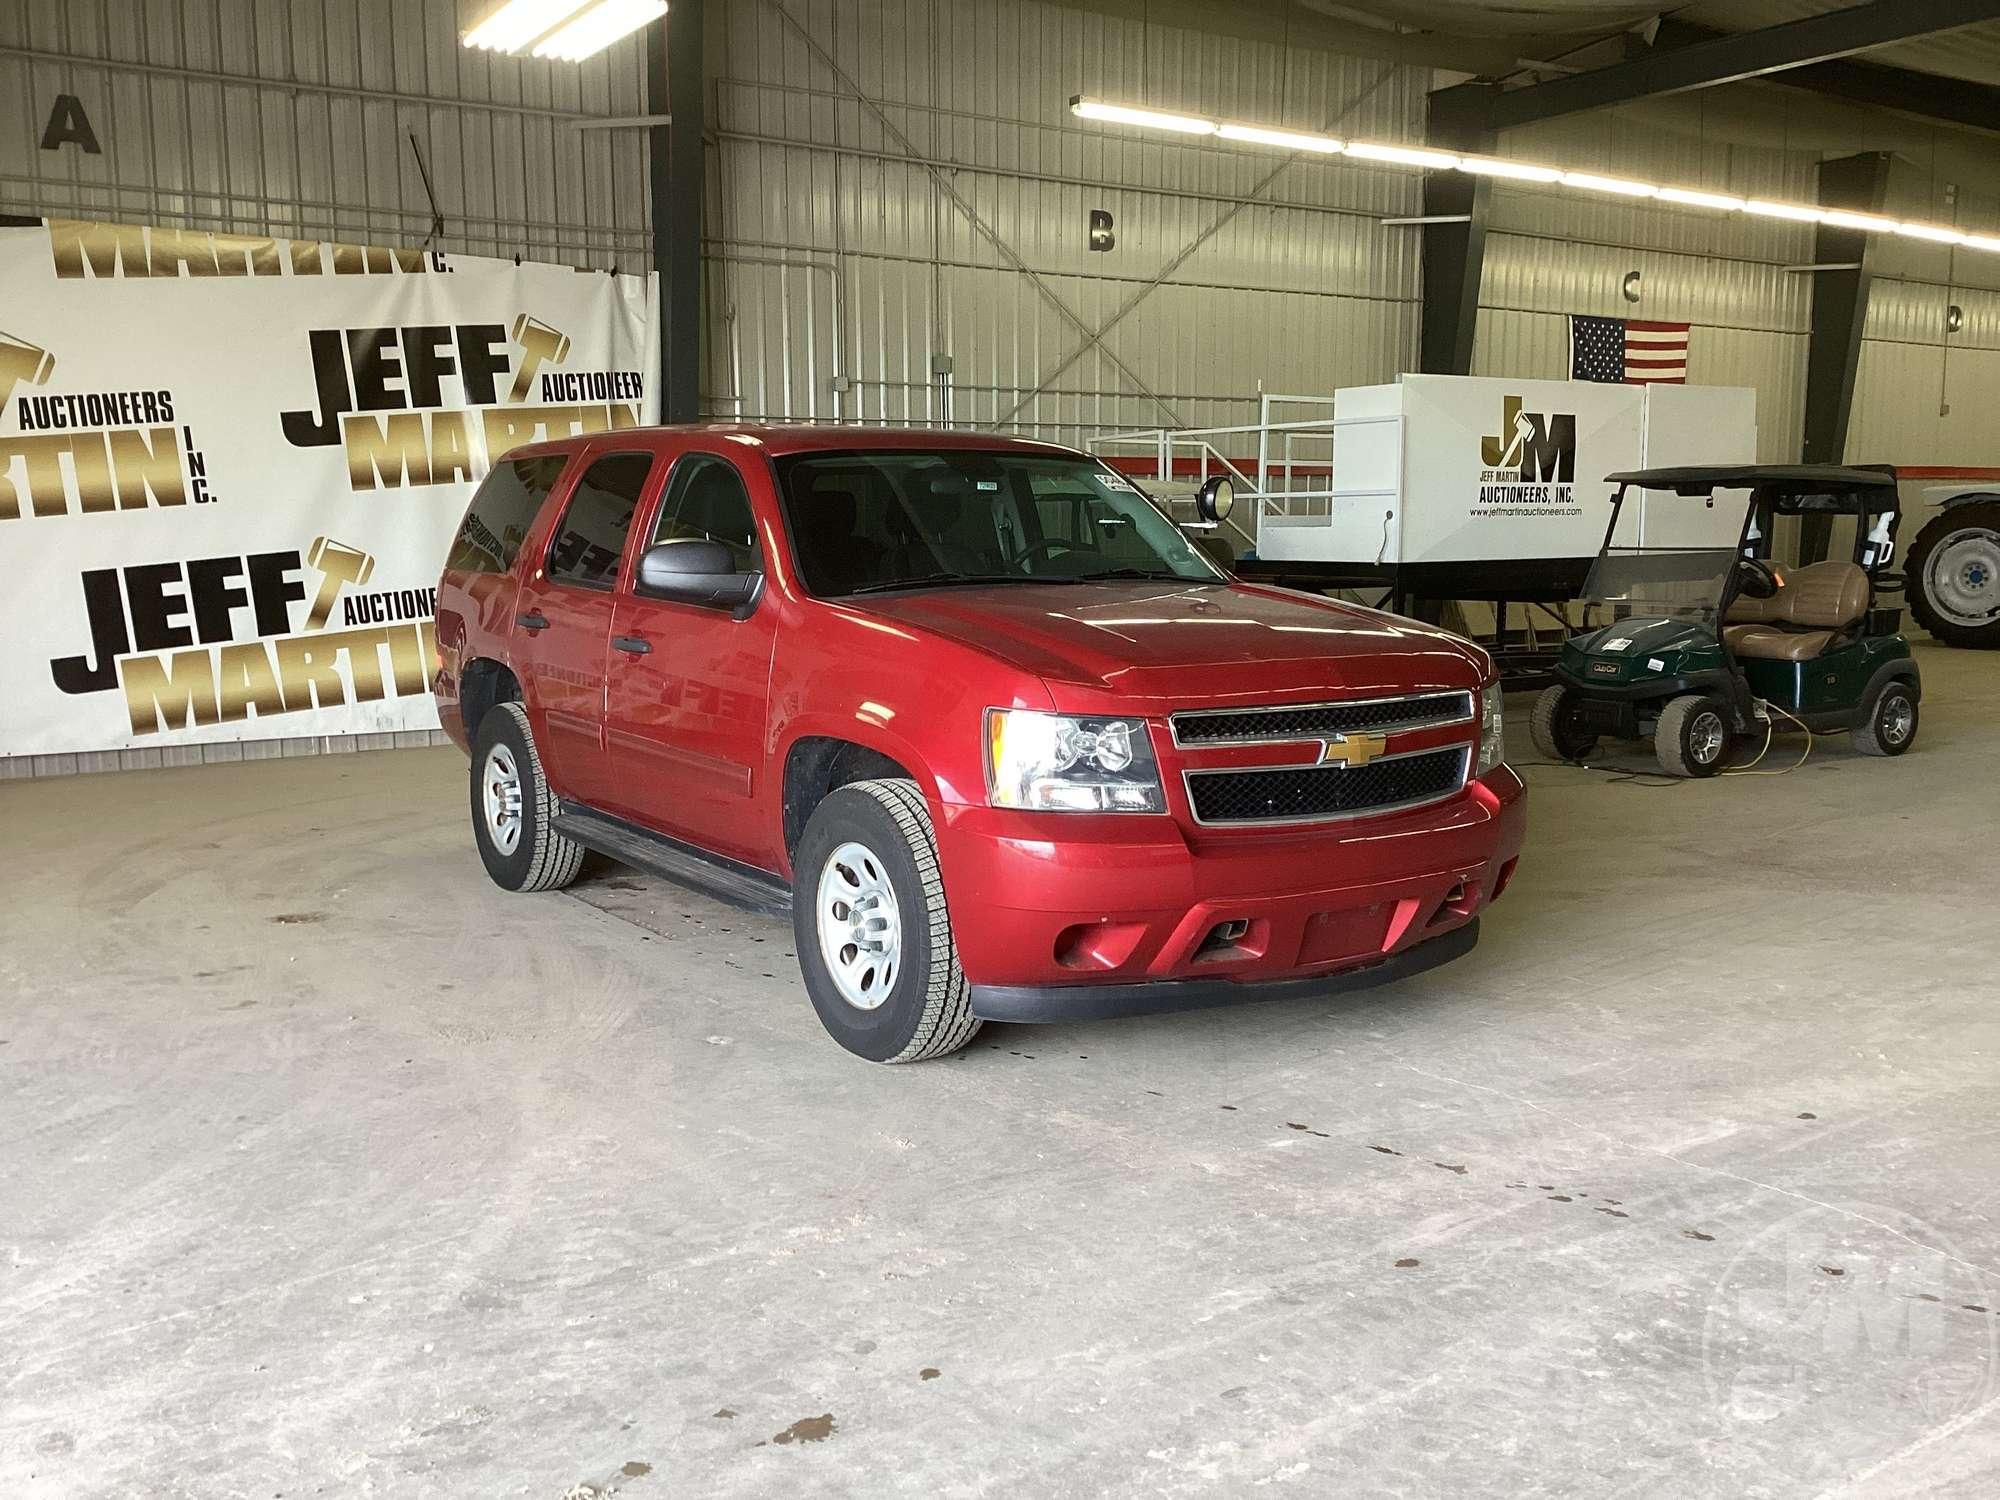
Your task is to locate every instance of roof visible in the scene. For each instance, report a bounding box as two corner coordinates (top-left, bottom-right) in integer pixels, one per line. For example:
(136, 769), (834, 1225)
(1604, 464), (1900, 490)
(498, 423), (1085, 462)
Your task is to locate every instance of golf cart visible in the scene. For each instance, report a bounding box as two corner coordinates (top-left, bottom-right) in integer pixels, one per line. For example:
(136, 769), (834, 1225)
(1531, 465), (1921, 777)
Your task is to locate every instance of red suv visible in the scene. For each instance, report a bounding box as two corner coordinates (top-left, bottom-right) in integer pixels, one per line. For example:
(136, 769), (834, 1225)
(435, 426), (1524, 1063)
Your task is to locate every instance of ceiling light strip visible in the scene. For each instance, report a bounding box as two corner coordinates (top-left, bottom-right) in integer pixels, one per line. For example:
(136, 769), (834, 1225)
(1069, 96), (1992, 253)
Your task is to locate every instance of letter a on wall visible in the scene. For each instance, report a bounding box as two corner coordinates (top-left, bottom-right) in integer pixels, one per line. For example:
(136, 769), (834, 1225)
(41, 95), (103, 155)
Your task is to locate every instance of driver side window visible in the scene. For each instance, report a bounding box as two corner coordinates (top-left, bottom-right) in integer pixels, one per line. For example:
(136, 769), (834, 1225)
(652, 454), (761, 571)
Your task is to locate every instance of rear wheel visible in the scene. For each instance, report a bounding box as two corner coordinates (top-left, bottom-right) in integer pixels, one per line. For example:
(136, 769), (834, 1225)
(1529, 684), (1599, 762)
(1655, 694), (1732, 778)
(1853, 678), (1919, 757)
(470, 702), (585, 892)
(792, 778), (981, 1064)
(1908, 501), (2000, 648)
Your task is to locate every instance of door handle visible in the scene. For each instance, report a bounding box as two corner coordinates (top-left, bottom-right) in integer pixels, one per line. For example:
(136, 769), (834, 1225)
(612, 635), (652, 655)
(516, 610), (549, 632)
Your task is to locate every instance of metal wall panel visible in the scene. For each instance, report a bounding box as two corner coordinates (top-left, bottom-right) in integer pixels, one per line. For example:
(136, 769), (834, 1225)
(707, 0), (1428, 446)
(0, 0), (654, 269)
(1476, 107), (1816, 462)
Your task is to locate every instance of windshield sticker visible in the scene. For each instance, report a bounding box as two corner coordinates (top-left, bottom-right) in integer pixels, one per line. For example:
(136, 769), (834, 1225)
(1096, 472), (1138, 494)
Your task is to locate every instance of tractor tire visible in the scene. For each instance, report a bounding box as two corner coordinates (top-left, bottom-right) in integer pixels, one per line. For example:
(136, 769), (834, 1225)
(1853, 677), (1920, 757)
(1907, 499), (2000, 648)
(1654, 694), (1732, 779)
(1529, 684), (1599, 763)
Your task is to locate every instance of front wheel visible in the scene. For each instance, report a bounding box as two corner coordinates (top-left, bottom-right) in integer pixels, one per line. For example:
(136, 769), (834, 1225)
(1853, 679), (1919, 757)
(1529, 684), (1599, 762)
(792, 779), (981, 1063)
(1655, 694), (1732, 779)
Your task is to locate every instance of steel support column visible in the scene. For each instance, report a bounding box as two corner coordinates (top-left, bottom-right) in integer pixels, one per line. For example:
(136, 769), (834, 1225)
(1799, 152), (1893, 562)
(650, 0), (704, 424)
(1418, 84), (1496, 377)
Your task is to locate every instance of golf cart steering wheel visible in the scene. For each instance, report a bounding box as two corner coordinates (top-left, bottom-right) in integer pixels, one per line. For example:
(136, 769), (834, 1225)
(1736, 557), (1783, 599)
(1010, 537), (1082, 571)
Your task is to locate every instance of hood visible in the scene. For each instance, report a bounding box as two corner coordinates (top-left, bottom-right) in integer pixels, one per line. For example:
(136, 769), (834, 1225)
(851, 581), (1487, 708)
(1569, 616), (1713, 658)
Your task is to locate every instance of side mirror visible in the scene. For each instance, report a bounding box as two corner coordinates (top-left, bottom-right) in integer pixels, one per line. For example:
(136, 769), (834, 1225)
(636, 538), (763, 615)
(1194, 475), (1235, 524)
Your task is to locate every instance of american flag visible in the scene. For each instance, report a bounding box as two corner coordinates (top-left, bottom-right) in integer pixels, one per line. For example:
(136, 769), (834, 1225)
(1569, 314), (1690, 384)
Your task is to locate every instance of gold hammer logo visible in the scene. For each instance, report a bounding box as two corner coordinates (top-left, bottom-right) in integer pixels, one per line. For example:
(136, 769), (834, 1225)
(507, 313), (571, 403)
(0, 330), (56, 420)
(304, 536), (375, 630)
(1321, 732), (1387, 769)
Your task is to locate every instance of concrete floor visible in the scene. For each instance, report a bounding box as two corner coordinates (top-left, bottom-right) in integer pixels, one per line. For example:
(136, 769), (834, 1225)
(3, 640), (1997, 1499)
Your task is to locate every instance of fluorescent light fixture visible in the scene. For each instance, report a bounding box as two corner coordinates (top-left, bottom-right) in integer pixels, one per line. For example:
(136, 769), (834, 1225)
(532, 0), (667, 60)
(1457, 156), (1561, 183)
(1071, 97), (1216, 134)
(1896, 221), (1966, 244)
(1217, 122), (1344, 153)
(1562, 171), (1657, 197)
(463, 0), (594, 51)
(1656, 186), (1745, 211)
(1066, 96), (2000, 249)
(1343, 141), (1462, 169)
(1744, 199), (1826, 223)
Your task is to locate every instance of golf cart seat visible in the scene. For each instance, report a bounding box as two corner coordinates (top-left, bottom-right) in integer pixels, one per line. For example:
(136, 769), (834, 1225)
(1723, 561), (1871, 661)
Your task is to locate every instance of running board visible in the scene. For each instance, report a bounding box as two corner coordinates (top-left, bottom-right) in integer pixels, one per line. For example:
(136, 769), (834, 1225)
(551, 805), (793, 918)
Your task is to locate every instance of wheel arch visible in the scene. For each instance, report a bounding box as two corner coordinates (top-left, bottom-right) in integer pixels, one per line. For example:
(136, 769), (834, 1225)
(780, 730), (928, 865)
(458, 657), (522, 746)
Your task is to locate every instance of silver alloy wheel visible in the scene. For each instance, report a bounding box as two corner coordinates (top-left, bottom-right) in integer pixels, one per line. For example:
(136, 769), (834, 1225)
(482, 742), (523, 856)
(1927, 526), (2000, 628)
(1880, 691), (1916, 747)
(815, 839), (902, 1011)
(1690, 709), (1726, 765)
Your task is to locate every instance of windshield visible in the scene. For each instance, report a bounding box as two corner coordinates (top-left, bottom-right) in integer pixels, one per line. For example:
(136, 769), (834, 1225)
(774, 450), (1222, 597)
(1582, 546), (1743, 622)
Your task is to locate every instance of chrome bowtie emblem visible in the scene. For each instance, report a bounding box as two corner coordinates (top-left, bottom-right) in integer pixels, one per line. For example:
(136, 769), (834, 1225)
(1321, 732), (1387, 768)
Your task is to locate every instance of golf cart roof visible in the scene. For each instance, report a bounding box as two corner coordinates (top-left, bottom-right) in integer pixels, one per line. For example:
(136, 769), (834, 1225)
(1605, 464), (1899, 494)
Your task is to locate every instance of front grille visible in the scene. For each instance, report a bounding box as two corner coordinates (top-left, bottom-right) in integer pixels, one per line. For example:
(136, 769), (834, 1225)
(1186, 746), (1469, 826)
(1172, 691), (1472, 745)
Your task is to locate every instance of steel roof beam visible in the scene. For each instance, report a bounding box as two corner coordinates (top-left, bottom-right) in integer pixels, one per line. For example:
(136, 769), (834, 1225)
(1483, 0), (2000, 129)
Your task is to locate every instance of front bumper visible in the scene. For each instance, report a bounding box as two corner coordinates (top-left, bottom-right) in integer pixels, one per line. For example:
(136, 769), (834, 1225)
(933, 766), (1524, 997)
(970, 917), (1480, 1023)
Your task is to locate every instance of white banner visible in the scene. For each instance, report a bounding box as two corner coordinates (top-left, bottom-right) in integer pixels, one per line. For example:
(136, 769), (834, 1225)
(0, 219), (657, 756)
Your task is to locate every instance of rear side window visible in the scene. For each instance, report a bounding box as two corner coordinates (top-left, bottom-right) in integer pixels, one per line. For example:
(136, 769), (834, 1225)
(447, 455), (565, 574)
(651, 454), (761, 571)
(546, 452), (656, 590)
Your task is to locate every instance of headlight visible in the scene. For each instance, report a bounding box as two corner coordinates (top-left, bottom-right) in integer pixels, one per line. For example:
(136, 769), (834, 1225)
(985, 709), (1166, 813)
(1475, 680), (1507, 775)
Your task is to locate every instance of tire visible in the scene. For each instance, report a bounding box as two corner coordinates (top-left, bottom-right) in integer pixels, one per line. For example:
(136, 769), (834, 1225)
(1907, 500), (2000, 648)
(1853, 678), (1919, 757)
(1655, 694), (1732, 778)
(469, 701), (585, 892)
(791, 778), (981, 1064)
(1529, 684), (1600, 762)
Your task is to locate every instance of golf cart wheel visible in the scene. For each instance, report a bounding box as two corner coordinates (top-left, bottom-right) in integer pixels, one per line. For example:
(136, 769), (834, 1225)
(1529, 685), (1599, 762)
(1655, 694), (1732, 779)
(1907, 500), (2000, 648)
(791, 778), (981, 1064)
(1853, 679), (1919, 757)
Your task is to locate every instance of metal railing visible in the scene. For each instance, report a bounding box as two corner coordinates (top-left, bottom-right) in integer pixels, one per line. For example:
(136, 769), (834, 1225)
(1088, 392), (1347, 557)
